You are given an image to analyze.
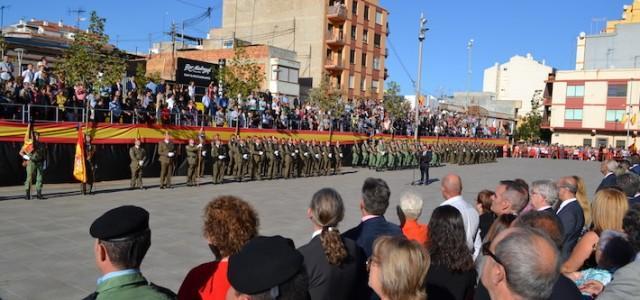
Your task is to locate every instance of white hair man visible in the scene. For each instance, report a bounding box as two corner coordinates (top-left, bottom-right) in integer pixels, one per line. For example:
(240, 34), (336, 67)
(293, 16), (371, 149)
(481, 227), (560, 300)
(397, 191), (428, 245)
(597, 159), (618, 192)
(530, 180), (559, 214)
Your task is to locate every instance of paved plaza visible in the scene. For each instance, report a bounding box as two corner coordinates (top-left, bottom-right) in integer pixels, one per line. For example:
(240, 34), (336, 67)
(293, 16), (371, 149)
(0, 158), (601, 300)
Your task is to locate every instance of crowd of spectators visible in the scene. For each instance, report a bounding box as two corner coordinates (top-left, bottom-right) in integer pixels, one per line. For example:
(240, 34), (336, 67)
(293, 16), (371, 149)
(505, 143), (638, 162)
(86, 158), (640, 299)
(0, 58), (507, 138)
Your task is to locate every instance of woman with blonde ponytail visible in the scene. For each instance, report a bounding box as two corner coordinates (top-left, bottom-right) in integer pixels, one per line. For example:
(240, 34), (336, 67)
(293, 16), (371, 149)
(299, 188), (368, 300)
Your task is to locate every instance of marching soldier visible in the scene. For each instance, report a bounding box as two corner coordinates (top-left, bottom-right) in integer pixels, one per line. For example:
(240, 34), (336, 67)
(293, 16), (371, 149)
(20, 132), (46, 200)
(265, 137), (276, 179)
(250, 137), (264, 181)
(334, 141), (343, 174)
(82, 133), (97, 195)
(299, 139), (309, 177)
(197, 133), (207, 178)
(351, 140), (360, 167)
(321, 141), (331, 176)
(129, 138), (146, 189)
(158, 132), (176, 189)
(368, 140), (377, 169)
(227, 135), (238, 176)
(185, 139), (199, 186)
(360, 140), (369, 167)
(236, 138), (250, 182)
(271, 138), (284, 179)
(211, 136), (227, 184)
(282, 138), (295, 179)
(376, 139), (387, 171)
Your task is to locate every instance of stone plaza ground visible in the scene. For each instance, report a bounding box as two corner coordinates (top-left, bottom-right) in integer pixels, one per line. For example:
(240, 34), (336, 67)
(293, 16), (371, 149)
(0, 158), (602, 300)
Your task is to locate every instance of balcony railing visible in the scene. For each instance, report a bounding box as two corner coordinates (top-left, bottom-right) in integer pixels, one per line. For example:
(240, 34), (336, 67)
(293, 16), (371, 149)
(326, 30), (345, 47)
(324, 57), (345, 71)
(327, 4), (348, 23)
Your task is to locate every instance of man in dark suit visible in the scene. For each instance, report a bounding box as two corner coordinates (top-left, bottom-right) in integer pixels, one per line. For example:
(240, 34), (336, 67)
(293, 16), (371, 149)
(417, 144), (432, 185)
(596, 159), (618, 192)
(629, 155), (640, 175)
(343, 178), (402, 258)
(530, 180), (560, 215)
(555, 176), (585, 261)
(616, 172), (640, 206)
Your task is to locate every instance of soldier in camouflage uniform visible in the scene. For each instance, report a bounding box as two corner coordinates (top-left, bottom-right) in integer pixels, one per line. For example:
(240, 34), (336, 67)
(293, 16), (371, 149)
(351, 140), (361, 167)
(185, 138), (199, 186)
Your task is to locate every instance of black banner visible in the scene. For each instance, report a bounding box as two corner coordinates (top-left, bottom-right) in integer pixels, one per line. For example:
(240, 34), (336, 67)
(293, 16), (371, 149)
(175, 58), (217, 86)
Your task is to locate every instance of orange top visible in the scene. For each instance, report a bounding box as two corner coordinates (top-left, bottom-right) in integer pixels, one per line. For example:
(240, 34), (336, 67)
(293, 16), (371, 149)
(178, 260), (230, 300)
(402, 219), (429, 246)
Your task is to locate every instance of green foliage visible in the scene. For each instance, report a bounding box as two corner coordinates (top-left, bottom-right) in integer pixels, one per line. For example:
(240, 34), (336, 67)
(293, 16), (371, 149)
(218, 46), (264, 98)
(514, 90), (543, 142)
(383, 81), (410, 122)
(307, 74), (343, 119)
(58, 11), (125, 87)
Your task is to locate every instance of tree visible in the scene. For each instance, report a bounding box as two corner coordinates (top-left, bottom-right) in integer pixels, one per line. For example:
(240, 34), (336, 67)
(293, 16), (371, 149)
(383, 81), (411, 130)
(218, 46), (264, 98)
(58, 11), (125, 88)
(307, 74), (344, 129)
(134, 63), (161, 91)
(514, 90), (543, 142)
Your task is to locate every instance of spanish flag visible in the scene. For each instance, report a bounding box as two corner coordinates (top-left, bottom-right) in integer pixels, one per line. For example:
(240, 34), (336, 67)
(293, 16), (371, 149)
(73, 126), (86, 183)
(632, 113), (637, 126)
(20, 122), (34, 154)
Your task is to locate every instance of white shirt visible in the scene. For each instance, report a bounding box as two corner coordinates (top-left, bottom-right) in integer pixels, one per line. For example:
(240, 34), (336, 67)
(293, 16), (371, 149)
(312, 229), (322, 239)
(537, 205), (552, 211)
(556, 198), (577, 214)
(440, 195), (480, 255)
(22, 70), (34, 83)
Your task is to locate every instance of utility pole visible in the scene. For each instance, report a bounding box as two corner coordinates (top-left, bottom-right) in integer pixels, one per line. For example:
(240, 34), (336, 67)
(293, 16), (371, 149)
(69, 8), (86, 31)
(0, 5), (10, 32)
(415, 13), (428, 140)
(466, 38), (474, 109)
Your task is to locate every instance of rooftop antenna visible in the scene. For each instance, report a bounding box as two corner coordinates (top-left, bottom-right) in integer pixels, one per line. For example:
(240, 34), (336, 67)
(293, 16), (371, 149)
(68, 7), (86, 31)
(0, 4), (11, 32)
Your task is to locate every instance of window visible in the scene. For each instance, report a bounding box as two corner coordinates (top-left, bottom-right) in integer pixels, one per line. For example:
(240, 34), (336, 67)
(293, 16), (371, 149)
(582, 139), (592, 147)
(616, 140), (626, 148)
(351, 25), (356, 39)
(566, 85), (584, 97)
(605, 110), (625, 122)
(372, 80), (379, 90)
(288, 68), (299, 83)
(364, 5), (369, 20)
(564, 109), (583, 120)
(363, 29), (368, 43)
(350, 49), (356, 64)
(349, 75), (355, 89)
(273, 66), (299, 83)
(373, 57), (380, 70)
(375, 11), (383, 25)
(361, 78), (366, 91)
(608, 84), (627, 97)
(223, 39), (234, 49)
(352, 0), (357, 16)
(374, 33), (381, 48)
(361, 53), (367, 67)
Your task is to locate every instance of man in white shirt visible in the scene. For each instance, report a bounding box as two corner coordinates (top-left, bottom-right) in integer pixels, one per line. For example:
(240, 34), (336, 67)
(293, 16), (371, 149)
(22, 64), (34, 85)
(440, 173), (480, 257)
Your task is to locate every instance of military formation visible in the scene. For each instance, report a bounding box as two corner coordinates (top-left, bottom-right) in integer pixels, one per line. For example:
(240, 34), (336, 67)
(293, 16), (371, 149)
(351, 139), (498, 170)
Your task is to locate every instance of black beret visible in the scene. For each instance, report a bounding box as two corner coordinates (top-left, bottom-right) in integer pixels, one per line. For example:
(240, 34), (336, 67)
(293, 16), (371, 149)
(90, 205), (149, 240)
(228, 235), (303, 295)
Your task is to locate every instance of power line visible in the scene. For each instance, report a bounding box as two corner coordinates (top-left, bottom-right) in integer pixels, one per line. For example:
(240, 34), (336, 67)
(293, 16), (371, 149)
(387, 37), (416, 88)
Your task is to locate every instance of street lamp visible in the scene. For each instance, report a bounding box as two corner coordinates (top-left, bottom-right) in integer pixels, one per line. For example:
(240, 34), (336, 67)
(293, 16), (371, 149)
(14, 48), (24, 74)
(414, 13), (428, 140)
(466, 39), (474, 110)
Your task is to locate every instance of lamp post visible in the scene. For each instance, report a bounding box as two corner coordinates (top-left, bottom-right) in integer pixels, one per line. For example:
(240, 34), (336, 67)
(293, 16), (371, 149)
(466, 39), (474, 110)
(414, 13), (428, 140)
(14, 48), (24, 75)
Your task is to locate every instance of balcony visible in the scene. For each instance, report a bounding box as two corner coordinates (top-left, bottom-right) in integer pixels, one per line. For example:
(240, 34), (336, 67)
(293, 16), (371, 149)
(326, 30), (345, 48)
(327, 4), (348, 23)
(324, 57), (345, 72)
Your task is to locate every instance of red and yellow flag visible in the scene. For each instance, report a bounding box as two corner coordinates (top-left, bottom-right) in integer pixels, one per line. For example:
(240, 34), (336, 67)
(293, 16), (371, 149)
(73, 126), (87, 183)
(20, 122), (34, 154)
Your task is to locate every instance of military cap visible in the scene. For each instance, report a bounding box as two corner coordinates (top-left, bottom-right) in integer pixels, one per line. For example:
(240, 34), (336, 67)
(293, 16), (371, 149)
(90, 205), (150, 240)
(227, 235), (303, 295)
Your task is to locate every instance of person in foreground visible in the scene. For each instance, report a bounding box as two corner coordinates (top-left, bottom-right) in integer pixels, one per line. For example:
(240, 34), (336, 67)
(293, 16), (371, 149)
(178, 196), (259, 300)
(85, 205), (175, 300)
(343, 177), (402, 257)
(424, 205), (477, 300)
(397, 191), (428, 245)
(368, 235), (430, 300)
(481, 227), (560, 300)
(298, 188), (367, 300)
(225, 235), (309, 300)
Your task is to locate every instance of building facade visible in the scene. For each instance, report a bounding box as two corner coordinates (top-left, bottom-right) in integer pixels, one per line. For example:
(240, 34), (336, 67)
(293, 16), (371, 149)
(544, 0), (640, 147)
(146, 44), (301, 97)
(210, 0), (388, 99)
(483, 54), (553, 117)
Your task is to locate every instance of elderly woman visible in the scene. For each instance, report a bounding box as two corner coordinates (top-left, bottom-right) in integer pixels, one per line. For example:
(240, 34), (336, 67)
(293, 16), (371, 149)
(178, 196), (259, 300)
(397, 191), (428, 245)
(368, 236), (430, 300)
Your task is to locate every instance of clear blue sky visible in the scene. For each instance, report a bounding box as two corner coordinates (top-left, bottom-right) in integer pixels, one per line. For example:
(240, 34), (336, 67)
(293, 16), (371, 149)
(4, 0), (631, 95)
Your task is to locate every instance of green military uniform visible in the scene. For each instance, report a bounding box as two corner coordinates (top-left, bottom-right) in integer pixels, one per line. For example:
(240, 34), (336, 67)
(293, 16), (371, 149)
(87, 272), (175, 300)
(282, 141), (295, 179)
(236, 142), (250, 182)
(211, 141), (227, 184)
(321, 143), (330, 176)
(376, 141), (387, 170)
(23, 141), (46, 199)
(129, 145), (146, 189)
(158, 141), (175, 188)
(361, 142), (369, 167)
(250, 141), (264, 180)
(299, 142), (309, 177)
(226, 138), (237, 176)
(334, 143), (343, 174)
(185, 143), (199, 186)
(368, 142), (377, 169)
(83, 140), (97, 195)
(265, 140), (276, 179)
(351, 142), (360, 167)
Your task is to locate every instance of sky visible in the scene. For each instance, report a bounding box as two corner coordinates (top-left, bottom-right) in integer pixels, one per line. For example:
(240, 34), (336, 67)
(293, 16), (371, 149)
(3, 0), (632, 95)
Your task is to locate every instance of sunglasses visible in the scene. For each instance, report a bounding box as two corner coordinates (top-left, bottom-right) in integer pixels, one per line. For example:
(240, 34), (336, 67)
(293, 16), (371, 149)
(482, 241), (505, 267)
